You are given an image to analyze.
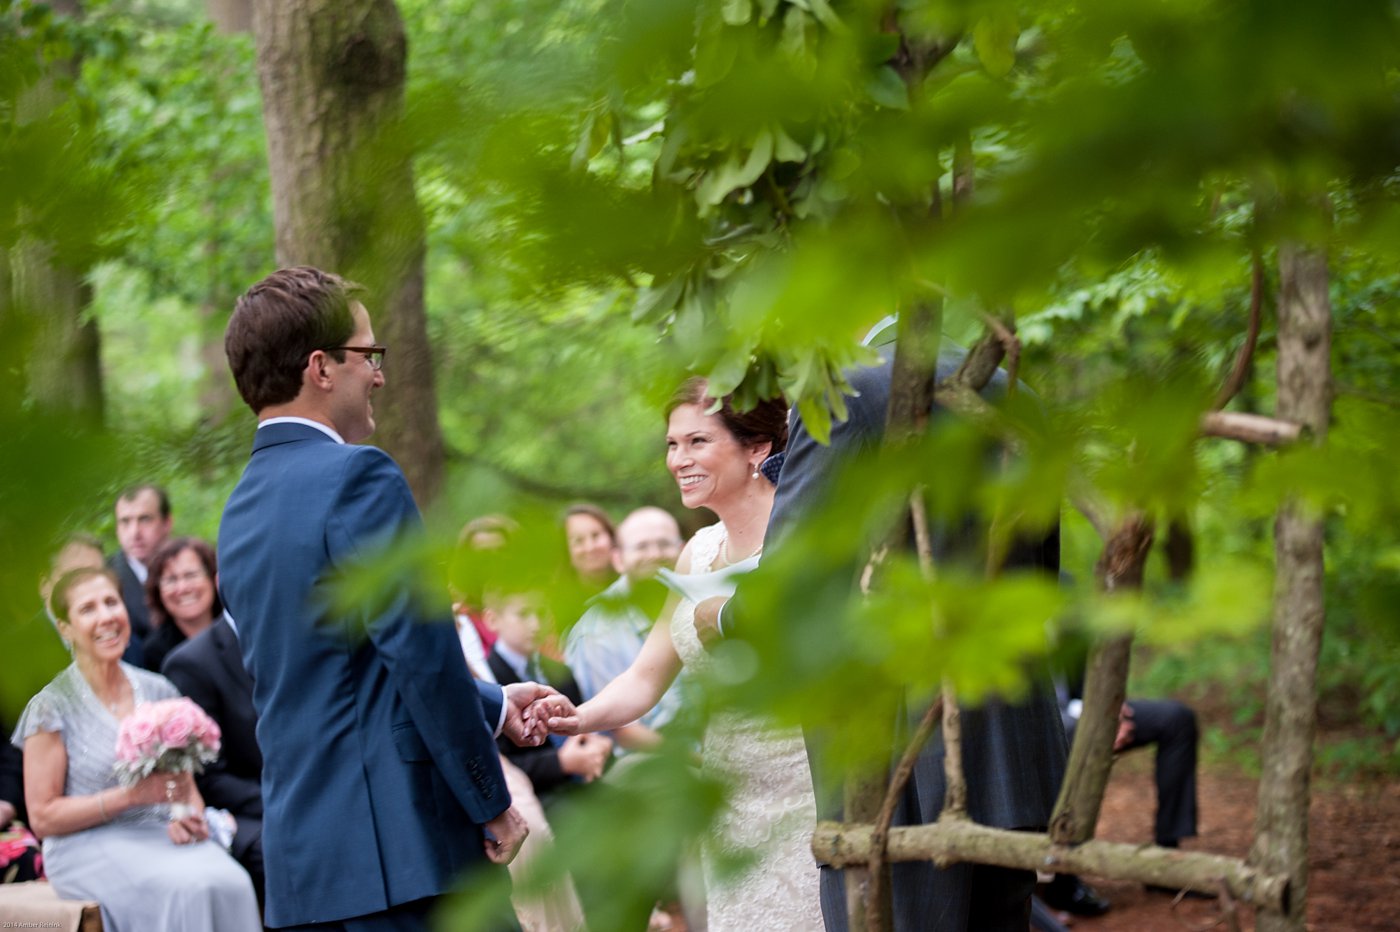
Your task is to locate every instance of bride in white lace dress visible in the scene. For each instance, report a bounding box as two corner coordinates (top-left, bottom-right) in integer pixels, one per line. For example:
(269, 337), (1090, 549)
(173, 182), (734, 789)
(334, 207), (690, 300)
(549, 378), (821, 931)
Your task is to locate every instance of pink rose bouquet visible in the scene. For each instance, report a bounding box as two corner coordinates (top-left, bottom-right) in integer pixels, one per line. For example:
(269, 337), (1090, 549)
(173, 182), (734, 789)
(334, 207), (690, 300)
(113, 698), (222, 787)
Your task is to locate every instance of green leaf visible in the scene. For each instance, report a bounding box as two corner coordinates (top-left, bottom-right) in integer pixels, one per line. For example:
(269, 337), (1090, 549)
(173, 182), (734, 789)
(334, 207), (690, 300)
(806, 0), (843, 31)
(721, 0), (752, 26)
(695, 129), (774, 208)
(632, 276), (685, 323)
(973, 8), (1019, 78)
(772, 124), (807, 162)
(797, 394), (834, 445)
(570, 109), (611, 169)
(780, 7), (817, 76)
(755, 0), (781, 25)
(867, 65), (910, 110)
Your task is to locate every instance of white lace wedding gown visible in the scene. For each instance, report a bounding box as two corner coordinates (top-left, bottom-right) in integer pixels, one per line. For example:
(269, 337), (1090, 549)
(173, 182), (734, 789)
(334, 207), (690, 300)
(669, 523), (823, 931)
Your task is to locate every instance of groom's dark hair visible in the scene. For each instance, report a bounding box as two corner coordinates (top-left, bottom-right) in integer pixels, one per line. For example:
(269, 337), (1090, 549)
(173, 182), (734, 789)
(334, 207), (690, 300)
(226, 266), (362, 413)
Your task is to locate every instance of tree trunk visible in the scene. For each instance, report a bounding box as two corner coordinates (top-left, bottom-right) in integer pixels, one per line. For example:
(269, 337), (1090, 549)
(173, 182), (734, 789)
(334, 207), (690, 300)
(7, 0), (103, 424)
(251, 0), (444, 503)
(1050, 514), (1152, 845)
(1251, 234), (1331, 932)
(207, 0), (253, 33)
(11, 241), (103, 422)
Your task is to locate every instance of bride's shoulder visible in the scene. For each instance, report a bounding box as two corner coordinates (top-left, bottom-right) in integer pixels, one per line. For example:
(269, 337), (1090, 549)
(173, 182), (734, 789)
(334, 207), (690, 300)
(682, 522), (725, 572)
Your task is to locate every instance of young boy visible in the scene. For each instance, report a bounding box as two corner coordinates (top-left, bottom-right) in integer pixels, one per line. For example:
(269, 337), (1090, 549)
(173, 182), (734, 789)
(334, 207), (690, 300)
(484, 591), (612, 799)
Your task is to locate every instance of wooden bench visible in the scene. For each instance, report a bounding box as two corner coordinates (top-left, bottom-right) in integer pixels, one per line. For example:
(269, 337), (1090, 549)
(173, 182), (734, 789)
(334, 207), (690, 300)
(0, 881), (102, 931)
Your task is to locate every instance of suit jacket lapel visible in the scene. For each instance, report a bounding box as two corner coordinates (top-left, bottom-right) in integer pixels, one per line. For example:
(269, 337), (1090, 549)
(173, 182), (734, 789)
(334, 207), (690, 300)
(213, 620), (254, 691)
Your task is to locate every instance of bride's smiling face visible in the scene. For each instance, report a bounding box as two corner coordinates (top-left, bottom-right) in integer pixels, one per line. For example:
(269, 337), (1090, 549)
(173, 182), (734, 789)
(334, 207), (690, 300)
(666, 402), (755, 512)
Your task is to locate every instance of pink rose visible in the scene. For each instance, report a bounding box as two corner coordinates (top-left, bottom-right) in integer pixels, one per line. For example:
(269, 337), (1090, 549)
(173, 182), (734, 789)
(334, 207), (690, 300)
(158, 705), (195, 747)
(122, 714), (159, 757)
(196, 718), (222, 755)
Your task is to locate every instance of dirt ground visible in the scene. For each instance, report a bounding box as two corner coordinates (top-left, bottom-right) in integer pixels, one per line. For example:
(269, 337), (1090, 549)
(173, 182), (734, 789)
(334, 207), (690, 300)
(1053, 755), (1400, 932)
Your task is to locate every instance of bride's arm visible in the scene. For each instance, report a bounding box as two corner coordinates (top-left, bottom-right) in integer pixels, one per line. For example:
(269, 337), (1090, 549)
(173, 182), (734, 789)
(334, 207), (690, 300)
(550, 545), (692, 736)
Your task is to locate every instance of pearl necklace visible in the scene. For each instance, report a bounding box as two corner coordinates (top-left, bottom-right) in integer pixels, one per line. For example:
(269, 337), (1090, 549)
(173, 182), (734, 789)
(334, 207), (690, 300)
(720, 536), (763, 566)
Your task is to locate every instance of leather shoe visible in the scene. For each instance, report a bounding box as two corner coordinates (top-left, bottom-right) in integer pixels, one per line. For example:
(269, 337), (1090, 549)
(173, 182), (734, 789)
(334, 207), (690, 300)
(1041, 874), (1111, 917)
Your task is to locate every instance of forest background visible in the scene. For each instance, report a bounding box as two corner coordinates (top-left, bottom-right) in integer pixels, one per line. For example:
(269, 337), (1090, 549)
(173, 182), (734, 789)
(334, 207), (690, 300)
(2, 0), (1399, 925)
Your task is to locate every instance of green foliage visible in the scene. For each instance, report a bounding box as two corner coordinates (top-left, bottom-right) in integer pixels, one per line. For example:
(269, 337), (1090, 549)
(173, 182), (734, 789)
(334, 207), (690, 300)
(1, 6), (1398, 925)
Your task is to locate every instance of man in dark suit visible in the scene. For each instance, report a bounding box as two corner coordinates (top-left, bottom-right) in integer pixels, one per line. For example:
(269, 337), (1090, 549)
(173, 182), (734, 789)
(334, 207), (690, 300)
(217, 267), (565, 932)
(106, 485), (172, 666)
(162, 614), (266, 906)
(107, 484), (172, 644)
(694, 351), (1068, 932)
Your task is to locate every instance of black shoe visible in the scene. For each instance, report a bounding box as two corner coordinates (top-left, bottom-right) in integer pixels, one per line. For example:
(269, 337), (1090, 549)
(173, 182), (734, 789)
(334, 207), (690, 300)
(1041, 874), (1111, 917)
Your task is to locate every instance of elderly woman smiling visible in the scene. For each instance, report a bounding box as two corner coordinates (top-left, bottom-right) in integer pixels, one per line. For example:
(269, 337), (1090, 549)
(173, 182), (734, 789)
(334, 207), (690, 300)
(12, 566), (260, 932)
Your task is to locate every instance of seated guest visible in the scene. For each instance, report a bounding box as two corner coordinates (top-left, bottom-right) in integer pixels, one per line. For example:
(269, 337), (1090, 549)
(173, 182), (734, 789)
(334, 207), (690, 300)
(450, 514), (521, 673)
(1043, 679), (1201, 915)
(161, 614), (265, 908)
(40, 534), (106, 618)
(12, 567), (260, 932)
(485, 590), (612, 801)
(107, 484), (173, 646)
(563, 503), (618, 593)
(141, 537), (221, 673)
(565, 506), (687, 754)
(0, 712), (41, 883)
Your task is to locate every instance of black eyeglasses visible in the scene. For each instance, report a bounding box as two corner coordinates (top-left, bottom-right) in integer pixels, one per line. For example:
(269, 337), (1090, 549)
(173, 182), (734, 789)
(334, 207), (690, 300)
(325, 345), (387, 371)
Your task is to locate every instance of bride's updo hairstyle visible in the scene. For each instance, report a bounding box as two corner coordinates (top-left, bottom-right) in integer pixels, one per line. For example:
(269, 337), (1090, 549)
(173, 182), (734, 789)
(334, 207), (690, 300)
(667, 377), (789, 456)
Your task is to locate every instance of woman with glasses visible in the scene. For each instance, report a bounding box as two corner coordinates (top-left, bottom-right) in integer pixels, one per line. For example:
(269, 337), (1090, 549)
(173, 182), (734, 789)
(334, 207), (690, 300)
(141, 537), (221, 673)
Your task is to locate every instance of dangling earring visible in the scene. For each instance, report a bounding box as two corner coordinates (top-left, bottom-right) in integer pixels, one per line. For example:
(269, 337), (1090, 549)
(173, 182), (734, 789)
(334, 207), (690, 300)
(751, 463), (761, 480)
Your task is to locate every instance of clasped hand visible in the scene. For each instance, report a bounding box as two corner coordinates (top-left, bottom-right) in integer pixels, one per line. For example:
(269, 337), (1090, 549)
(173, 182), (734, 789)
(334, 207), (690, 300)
(501, 682), (578, 747)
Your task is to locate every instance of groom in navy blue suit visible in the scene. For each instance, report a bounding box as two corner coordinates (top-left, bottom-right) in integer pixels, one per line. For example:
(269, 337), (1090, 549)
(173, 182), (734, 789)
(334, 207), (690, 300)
(218, 267), (563, 931)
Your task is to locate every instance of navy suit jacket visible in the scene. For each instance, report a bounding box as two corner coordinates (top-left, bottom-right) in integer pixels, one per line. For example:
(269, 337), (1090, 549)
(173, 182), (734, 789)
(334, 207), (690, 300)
(218, 422), (510, 927)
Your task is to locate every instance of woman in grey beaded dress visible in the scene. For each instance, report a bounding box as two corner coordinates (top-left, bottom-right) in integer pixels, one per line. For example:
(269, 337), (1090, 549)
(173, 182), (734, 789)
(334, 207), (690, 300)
(12, 566), (260, 932)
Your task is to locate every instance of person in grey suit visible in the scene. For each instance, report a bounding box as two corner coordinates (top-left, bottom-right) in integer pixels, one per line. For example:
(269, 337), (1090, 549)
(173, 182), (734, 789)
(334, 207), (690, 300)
(694, 351), (1068, 932)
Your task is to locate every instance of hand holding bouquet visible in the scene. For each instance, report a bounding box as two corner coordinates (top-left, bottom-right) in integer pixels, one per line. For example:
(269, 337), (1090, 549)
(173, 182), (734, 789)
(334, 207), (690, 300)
(114, 698), (221, 819)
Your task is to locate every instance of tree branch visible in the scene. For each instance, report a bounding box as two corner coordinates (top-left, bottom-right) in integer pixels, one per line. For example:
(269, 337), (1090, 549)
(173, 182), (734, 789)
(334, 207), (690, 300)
(1199, 411), (1303, 446)
(867, 695), (942, 930)
(812, 820), (1291, 916)
(1213, 252), (1264, 411)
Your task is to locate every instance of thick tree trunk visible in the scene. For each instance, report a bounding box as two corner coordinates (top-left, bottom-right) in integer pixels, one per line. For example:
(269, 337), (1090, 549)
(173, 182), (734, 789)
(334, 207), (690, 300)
(1251, 236), (1331, 932)
(207, 0), (253, 33)
(251, 0), (444, 503)
(7, 0), (103, 424)
(11, 241), (103, 422)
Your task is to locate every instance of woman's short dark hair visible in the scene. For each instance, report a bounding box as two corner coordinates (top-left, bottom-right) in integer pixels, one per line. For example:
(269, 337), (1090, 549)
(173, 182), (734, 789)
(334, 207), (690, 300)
(145, 537), (222, 630)
(667, 377), (789, 455)
(225, 267), (362, 413)
(49, 567), (120, 624)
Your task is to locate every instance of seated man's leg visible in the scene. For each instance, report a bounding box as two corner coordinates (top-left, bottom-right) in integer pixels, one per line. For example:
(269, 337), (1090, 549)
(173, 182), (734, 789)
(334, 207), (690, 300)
(1124, 699), (1199, 846)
